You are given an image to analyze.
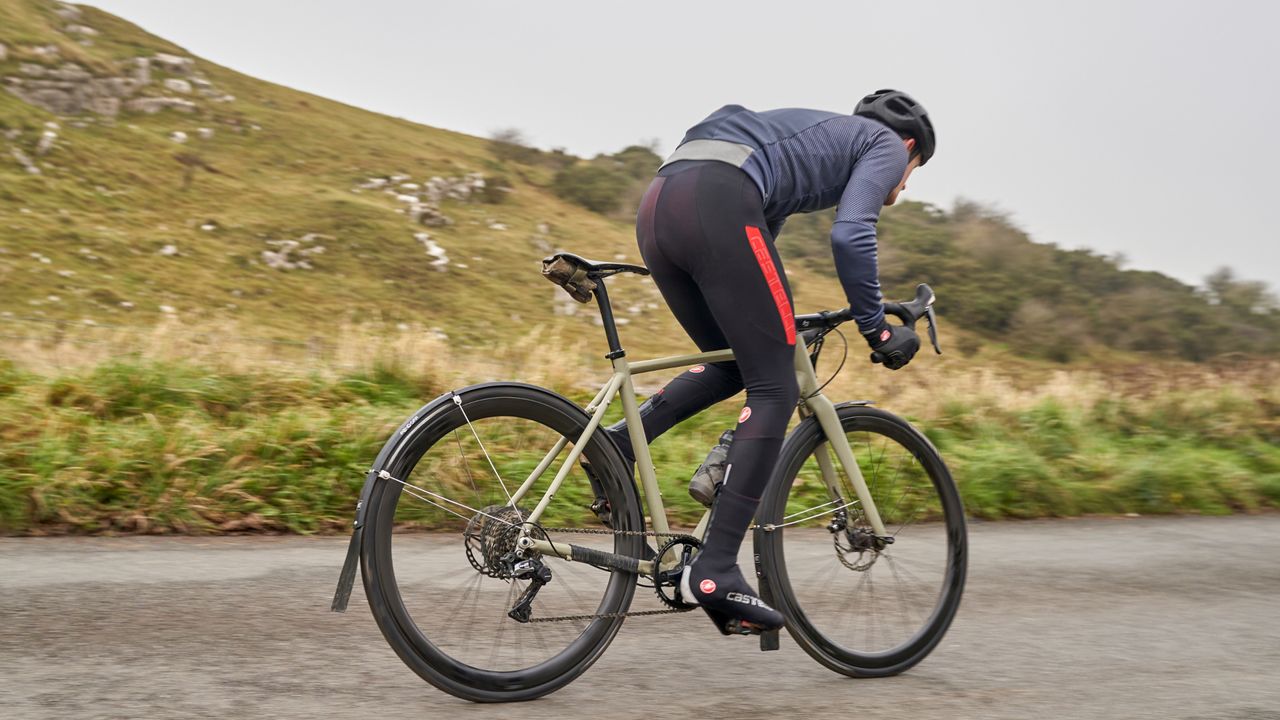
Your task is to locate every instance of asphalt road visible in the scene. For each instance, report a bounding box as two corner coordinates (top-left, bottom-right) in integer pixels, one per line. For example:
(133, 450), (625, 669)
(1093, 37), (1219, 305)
(2, 515), (1277, 719)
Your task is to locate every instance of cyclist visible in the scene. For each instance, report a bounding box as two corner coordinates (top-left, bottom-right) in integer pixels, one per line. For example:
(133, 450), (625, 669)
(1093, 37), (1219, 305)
(603, 89), (934, 635)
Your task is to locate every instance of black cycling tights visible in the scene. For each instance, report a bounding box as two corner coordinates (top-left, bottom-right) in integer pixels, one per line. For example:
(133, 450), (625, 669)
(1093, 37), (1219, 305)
(607, 160), (799, 596)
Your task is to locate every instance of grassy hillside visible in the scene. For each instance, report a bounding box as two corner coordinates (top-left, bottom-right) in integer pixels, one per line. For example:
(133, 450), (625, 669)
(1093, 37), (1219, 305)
(0, 0), (708, 355)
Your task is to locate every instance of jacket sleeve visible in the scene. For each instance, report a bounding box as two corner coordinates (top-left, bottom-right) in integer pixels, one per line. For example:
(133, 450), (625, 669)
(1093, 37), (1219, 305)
(829, 134), (909, 334)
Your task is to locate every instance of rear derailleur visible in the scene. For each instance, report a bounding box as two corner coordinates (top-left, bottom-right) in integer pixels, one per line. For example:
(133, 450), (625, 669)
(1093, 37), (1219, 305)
(505, 554), (553, 623)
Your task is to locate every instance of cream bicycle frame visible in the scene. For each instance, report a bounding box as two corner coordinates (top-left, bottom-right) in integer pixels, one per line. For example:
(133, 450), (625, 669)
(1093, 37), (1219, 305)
(504, 338), (887, 577)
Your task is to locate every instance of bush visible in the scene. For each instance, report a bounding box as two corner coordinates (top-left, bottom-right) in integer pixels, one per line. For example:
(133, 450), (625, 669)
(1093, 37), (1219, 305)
(552, 163), (631, 214)
(487, 128), (541, 166)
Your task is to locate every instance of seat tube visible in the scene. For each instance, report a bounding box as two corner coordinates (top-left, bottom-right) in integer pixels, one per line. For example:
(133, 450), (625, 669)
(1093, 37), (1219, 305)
(614, 356), (670, 537)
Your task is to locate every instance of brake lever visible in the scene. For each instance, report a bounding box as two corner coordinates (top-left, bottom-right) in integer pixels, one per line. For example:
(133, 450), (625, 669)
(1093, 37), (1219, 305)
(925, 307), (942, 355)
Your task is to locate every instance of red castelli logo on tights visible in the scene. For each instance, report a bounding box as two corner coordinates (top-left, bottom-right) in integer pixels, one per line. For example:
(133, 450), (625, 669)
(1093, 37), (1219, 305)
(738, 406), (752, 423)
(880, 329), (892, 343)
(689, 365), (705, 374)
(699, 579), (717, 594)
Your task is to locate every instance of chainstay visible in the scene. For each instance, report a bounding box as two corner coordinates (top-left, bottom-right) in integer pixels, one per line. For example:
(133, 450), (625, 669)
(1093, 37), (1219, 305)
(537, 526), (692, 538)
(523, 527), (699, 623)
(526, 607), (691, 623)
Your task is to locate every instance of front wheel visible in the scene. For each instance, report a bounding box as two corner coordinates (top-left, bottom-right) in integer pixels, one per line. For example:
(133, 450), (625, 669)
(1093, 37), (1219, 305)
(758, 404), (967, 677)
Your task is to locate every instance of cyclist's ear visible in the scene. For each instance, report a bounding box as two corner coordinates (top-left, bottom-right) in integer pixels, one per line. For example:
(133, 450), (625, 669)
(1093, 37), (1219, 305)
(903, 137), (918, 159)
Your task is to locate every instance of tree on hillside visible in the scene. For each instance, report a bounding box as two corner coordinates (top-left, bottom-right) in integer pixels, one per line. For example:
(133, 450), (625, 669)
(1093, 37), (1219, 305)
(488, 128), (541, 165)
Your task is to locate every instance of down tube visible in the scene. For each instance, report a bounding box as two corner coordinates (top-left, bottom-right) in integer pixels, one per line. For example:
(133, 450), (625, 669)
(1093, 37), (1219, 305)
(792, 341), (888, 536)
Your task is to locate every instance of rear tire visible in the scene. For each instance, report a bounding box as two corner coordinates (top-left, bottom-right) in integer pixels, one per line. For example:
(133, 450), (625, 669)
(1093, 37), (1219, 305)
(758, 404), (967, 677)
(360, 382), (644, 702)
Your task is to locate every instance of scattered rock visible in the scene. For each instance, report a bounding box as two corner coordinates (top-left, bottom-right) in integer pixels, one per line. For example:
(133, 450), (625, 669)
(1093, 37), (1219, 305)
(152, 53), (195, 75)
(65, 24), (99, 37)
(196, 127), (214, 140)
(163, 78), (192, 94)
(487, 220), (508, 231)
(47, 295), (61, 303)
(0, 44), (8, 62)
(200, 221), (218, 231)
(261, 233), (327, 270)
(30, 45), (60, 59)
(57, 269), (75, 278)
(415, 232), (449, 270)
(529, 221), (554, 254)
(158, 244), (179, 256)
(119, 301), (134, 309)
(169, 130), (188, 143)
(11, 147), (40, 174)
(159, 304), (176, 314)
(35, 128), (57, 156)
(416, 205), (452, 227)
(55, 3), (82, 20)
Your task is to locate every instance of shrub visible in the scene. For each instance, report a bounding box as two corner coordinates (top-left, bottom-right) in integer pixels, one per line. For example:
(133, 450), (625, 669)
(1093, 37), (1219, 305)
(552, 163), (631, 214)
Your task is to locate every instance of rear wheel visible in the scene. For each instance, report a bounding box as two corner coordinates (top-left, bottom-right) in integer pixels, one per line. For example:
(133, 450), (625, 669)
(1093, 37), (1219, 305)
(758, 405), (967, 677)
(360, 383), (643, 702)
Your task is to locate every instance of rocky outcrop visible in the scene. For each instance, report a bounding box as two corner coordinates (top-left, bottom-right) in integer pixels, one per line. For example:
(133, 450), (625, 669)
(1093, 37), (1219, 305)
(2, 18), (230, 118)
(151, 53), (195, 75)
(125, 96), (197, 114)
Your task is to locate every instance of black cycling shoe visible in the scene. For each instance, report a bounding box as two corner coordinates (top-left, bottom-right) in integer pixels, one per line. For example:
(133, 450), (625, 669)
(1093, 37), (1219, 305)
(679, 558), (784, 636)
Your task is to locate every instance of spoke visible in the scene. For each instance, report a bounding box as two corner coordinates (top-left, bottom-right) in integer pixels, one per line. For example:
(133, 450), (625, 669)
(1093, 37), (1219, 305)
(764, 497), (862, 530)
(383, 471), (519, 527)
(452, 394), (518, 512)
(450, 428), (484, 506)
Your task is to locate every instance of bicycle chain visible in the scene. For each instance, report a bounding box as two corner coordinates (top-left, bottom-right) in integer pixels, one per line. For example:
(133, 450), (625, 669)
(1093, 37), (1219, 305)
(521, 526), (698, 624)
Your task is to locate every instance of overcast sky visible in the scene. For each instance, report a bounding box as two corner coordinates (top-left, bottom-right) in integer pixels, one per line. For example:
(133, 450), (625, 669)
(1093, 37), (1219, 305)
(89, 0), (1280, 292)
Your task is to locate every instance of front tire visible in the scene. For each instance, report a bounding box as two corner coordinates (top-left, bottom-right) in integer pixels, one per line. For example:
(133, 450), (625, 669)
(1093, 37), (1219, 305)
(758, 404), (967, 677)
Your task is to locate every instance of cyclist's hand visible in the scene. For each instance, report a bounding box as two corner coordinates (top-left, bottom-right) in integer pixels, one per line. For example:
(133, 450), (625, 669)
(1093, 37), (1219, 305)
(864, 321), (920, 370)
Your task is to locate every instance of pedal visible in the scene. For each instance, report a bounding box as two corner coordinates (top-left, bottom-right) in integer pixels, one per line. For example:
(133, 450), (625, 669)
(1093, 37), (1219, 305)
(759, 628), (780, 651)
(724, 618), (763, 636)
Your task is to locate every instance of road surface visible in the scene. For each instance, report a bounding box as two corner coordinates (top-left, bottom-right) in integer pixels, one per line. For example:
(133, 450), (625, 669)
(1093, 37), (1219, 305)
(2, 515), (1277, 719)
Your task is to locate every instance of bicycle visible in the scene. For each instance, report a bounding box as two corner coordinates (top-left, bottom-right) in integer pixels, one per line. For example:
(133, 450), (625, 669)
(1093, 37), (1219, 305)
(331, 251), (968, 703)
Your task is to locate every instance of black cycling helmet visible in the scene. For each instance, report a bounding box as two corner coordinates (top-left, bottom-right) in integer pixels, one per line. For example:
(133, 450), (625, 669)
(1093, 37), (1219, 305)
(854, 89), (936, 165)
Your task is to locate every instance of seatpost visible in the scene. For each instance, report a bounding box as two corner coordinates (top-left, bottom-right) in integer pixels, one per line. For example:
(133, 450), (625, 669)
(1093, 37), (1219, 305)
(593, 280), (626, 359)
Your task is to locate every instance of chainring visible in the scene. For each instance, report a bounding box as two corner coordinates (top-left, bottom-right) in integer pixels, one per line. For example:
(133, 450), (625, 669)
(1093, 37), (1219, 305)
(652, 535), (701, 610)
